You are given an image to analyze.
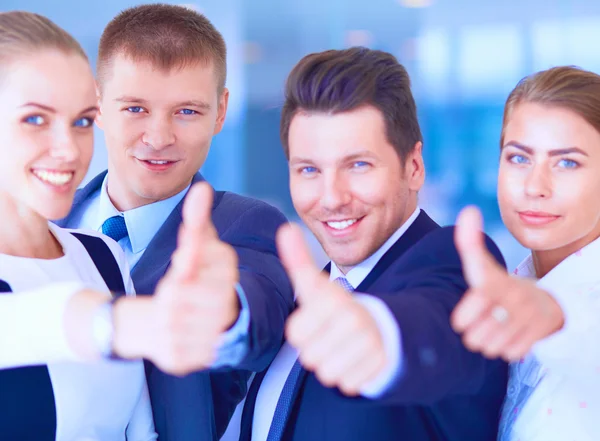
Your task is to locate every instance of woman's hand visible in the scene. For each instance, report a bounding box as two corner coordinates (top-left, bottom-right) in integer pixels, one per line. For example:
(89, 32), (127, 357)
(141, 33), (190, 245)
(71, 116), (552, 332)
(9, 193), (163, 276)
(450, 207), (565, 361)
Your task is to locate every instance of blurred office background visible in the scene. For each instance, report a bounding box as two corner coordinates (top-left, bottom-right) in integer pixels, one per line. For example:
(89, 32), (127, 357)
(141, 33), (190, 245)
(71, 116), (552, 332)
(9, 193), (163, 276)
(6, 0), (600, 268)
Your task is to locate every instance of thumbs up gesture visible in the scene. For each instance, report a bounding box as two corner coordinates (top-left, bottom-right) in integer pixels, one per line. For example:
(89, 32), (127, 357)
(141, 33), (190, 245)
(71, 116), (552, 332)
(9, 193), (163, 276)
(450, 207), (564, 361)
(149, 182), (240, 374)
(277, 223), (388, 396)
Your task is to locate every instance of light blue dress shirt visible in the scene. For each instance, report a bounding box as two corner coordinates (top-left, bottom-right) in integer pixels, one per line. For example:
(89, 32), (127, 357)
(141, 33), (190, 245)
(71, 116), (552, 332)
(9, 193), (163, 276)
(74, 175), (250, 367)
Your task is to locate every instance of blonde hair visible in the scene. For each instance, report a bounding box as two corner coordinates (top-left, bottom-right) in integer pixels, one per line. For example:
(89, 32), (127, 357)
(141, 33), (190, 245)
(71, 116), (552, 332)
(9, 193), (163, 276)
(502, 66), (600, 146)
(0, 11), (87, 78)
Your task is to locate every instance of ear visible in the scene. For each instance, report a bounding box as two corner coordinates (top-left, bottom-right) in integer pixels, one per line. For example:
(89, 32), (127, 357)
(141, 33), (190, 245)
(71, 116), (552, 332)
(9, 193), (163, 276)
(94, 81), (104, 130)
(405, 141), (425, 192)
(213, 88), (230, 136)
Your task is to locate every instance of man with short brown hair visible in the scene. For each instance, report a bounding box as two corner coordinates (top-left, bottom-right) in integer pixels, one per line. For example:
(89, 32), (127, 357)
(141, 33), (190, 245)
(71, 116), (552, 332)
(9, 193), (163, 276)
(239, 47), (508, 441)
(58, 4), (294, 441)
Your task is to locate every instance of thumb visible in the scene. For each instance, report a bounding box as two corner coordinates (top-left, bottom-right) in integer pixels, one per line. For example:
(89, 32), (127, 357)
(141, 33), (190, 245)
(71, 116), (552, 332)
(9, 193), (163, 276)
(454, 206), (500, 288)
(170, 182), (215, 281)
(276, 223), (327, 303)
(181, 182), (216, 240)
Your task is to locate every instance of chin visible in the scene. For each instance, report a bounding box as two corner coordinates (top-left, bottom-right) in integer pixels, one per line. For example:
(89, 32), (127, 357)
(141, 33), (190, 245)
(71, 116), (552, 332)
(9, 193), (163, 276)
(41, 207), (71, 221)
(513, 230), (564, 252)
(326, 248), (366, 269)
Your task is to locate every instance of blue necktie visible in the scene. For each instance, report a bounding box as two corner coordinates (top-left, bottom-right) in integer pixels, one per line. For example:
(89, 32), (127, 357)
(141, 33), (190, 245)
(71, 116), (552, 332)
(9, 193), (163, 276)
(101, 215), (128, 243)
(265, 276), (354, 441)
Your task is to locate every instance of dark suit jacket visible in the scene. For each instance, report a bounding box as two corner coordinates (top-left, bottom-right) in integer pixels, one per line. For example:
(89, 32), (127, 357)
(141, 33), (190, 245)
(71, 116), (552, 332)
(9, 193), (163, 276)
(57, 171), (294, 441)
(240, 211), (508, 441)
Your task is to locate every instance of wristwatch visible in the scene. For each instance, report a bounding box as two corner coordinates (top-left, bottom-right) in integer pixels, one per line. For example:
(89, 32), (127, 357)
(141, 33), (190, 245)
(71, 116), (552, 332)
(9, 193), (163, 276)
(92, 296), (123, 360)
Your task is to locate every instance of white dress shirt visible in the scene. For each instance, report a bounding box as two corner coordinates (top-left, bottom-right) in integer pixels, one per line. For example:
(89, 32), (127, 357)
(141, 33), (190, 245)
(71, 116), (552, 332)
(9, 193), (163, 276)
(0, 224), (156, 441)
(251, 207), (421, 441)
(499, 236), (600, 441)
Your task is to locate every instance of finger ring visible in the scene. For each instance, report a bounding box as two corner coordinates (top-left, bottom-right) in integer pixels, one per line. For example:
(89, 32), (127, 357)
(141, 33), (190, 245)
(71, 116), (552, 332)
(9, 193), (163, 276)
(491, 306), (509, 323)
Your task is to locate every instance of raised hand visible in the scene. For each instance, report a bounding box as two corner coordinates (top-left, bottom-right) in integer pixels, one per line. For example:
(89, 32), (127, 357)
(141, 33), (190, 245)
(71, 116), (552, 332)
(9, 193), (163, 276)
(148, 182), (239, 374)
(450, 206), (564, 361)
(277, 223), (387, 396)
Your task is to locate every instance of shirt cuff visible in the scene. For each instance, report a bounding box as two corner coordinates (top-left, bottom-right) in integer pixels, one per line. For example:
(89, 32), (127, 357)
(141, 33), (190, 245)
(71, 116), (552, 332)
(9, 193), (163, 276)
(0, 281), (86, 369)
(354, 293), (403, 398)
(210, 283), (251, 368)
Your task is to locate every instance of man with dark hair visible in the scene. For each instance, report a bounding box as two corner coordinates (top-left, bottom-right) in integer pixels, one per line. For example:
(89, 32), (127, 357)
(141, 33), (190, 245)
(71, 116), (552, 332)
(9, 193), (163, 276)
(238, 47), (509, 441)
(57, 4), (294, 441)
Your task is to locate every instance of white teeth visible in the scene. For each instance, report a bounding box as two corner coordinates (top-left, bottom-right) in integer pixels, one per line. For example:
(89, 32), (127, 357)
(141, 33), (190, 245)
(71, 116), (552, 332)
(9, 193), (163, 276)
(32, 169), (74, 186)
(148, 160), (168, 165)
(326, 219), (358, 230)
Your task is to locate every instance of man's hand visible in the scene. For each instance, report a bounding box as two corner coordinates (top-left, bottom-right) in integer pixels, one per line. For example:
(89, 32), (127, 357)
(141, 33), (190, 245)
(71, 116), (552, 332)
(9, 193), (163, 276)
(450, 206), (564, 361)
(116, 182), (240, 375)
(277, 223), (387, 396)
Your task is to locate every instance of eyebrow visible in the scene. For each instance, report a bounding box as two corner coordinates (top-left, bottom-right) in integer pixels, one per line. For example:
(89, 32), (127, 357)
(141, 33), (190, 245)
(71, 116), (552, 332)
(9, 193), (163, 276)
(289, 150), (378, 167)
(20, 102), (56, 113)
(115, 96), (212, 110)
(502, 141), (589, 157)
(20, 103), (98, 115)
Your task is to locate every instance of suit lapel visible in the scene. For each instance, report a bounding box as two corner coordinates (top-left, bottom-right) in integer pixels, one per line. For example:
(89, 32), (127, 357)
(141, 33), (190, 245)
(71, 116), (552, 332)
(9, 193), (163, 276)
(239, 371), (267, 441)
(357, 210), (438, 292)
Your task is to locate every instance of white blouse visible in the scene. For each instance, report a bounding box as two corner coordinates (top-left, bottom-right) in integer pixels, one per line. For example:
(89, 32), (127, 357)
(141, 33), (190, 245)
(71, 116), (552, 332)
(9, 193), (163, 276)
(0, 224), (156, 441)
(499, 236), (600, 441)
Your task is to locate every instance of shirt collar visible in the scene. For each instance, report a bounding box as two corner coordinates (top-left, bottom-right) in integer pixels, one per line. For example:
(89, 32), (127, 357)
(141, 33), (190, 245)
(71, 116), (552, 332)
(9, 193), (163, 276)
(329, 207), (421, 289)
(513, 255), (537, 279)
(96, 175), (190, 253)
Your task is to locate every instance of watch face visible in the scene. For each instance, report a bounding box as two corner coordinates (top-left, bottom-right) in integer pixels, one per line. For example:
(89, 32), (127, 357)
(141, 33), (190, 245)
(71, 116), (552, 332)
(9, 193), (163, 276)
(92, 303), (113, 357)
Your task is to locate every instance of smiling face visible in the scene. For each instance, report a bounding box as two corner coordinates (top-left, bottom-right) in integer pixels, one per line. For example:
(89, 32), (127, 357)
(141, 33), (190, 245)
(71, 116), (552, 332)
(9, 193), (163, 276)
(288, 105), (424, 272)
(97, 55), (229, 211)
(498, 101), (600, 261)
(0, 49), (97, 220)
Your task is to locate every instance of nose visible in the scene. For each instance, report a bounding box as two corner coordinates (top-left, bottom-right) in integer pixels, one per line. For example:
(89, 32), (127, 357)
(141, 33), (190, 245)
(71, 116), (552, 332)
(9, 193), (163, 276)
(319, 170), (352, 212)
(524, 164), (552, 199)
(48, 125), (80, 163)
(142, 115), (176, 150)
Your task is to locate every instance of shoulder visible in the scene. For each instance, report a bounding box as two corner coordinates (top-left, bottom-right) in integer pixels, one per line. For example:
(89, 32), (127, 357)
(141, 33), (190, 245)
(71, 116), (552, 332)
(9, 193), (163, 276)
(217, 192), (285, 217)
(59, 227), (124, 262)
(56, 227), (133, 293)
(402, 226), (506, 269)
(214, 191), (288, 227)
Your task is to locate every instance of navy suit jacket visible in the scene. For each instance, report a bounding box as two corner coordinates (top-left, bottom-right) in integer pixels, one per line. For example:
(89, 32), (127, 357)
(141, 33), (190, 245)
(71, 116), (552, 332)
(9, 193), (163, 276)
(57, 171), (294, 441)
(240, 211), (509, 441)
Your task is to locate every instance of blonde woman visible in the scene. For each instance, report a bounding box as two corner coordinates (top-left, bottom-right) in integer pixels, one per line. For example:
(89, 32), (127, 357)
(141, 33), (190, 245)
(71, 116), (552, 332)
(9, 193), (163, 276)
(0, 11), (157, 440)
(451, 66), (600, 441)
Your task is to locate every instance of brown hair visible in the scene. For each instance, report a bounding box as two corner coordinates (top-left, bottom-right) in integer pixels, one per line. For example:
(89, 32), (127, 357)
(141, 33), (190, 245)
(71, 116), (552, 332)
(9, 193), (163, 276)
(0, 11), (87, 80)
(502, 66), (600, 145)
(97, 4), (227, 94)
(280, 47), (422, 161)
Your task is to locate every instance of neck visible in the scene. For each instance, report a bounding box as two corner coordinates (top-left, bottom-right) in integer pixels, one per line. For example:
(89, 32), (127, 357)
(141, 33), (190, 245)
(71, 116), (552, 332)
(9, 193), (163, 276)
(532, 231), (600, 278)
(105, 172), (143, 212)
(0, 193), (62, 259)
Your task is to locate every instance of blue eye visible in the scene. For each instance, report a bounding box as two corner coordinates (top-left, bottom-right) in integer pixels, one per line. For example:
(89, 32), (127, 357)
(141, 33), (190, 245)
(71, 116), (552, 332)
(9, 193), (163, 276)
(352, 161), (369, 168)
(558, 158), (578, 169)
(178, 108), (197, 115)
(74, 117), (94, 128)
(509, 154), (528, 164)
(127, 106), (145, 113)
(24, 115), (45, 125)
(300, 166), (318, 175)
